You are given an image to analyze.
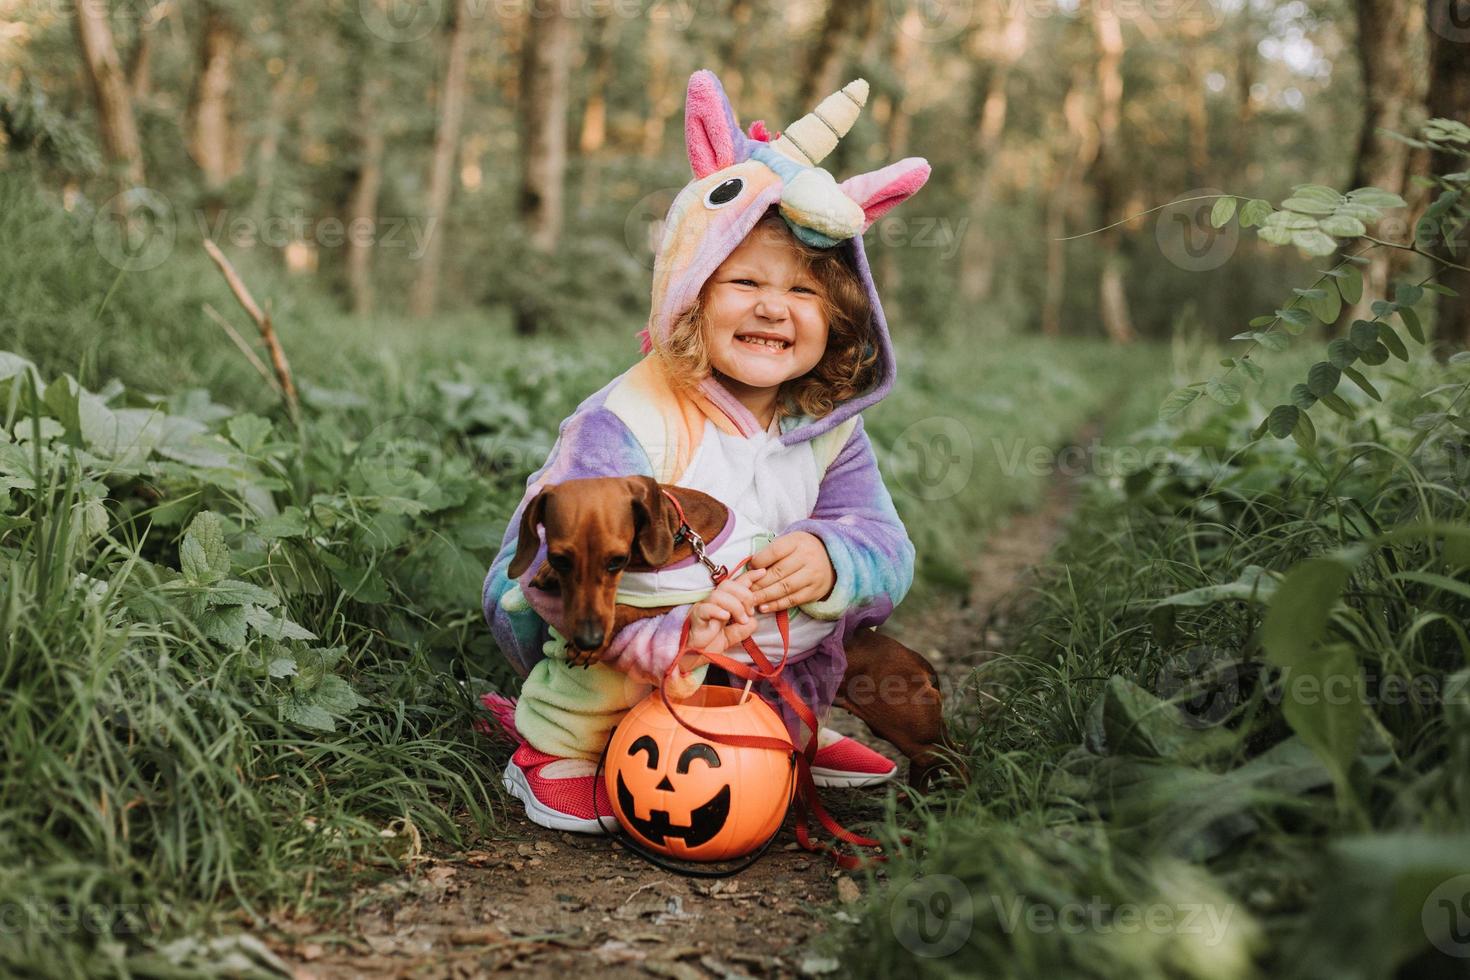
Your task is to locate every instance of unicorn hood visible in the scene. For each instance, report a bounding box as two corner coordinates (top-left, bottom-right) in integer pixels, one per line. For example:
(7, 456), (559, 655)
(635, 69), (931, 448)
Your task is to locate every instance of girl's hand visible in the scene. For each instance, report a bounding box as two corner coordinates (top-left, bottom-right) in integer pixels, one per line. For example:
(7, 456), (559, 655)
(748, 532), (836, 613)
(687, 567), (766, 654)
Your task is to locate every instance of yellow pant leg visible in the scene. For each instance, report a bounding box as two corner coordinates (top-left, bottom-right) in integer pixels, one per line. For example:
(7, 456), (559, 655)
(514, 628), (707, 760)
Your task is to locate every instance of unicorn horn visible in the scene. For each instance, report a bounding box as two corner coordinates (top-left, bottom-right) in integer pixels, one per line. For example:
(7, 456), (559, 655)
(771, 79), (869, 167)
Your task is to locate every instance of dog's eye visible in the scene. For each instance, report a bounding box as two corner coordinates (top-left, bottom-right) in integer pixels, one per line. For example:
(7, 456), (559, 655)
(606, 555), (629, 572)
(548, 554), (571, 573)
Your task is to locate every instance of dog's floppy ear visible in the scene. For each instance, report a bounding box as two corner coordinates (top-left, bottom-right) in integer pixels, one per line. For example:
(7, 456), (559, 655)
(629, 476), (677, 567)
(507, 488), (551, 580)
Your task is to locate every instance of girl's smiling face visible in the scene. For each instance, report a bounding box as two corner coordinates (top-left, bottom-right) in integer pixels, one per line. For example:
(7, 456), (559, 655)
(701, 224), (830, 411)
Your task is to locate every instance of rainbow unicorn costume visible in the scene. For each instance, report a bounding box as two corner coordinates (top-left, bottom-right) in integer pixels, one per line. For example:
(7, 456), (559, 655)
(483, 69), (930, 760)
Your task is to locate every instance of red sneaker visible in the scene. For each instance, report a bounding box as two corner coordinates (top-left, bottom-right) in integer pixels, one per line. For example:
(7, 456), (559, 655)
(502, 742), (620, 834)
(480, 692), (620, 834)
(810, 729), (897, 788)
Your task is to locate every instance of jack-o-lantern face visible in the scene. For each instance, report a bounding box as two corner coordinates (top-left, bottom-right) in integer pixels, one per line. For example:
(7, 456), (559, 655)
(605, 686), (795, 862)
(615, 735), (731, 849)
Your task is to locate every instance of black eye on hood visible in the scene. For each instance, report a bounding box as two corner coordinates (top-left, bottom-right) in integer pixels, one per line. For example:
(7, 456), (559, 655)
(704, 178), (744, 209)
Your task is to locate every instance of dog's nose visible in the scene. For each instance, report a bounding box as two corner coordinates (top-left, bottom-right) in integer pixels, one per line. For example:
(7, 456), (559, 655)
(572, 622), (605, 652)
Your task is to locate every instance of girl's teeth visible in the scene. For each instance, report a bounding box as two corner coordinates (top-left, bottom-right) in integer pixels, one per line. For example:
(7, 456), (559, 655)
(740, 336), (788, 350)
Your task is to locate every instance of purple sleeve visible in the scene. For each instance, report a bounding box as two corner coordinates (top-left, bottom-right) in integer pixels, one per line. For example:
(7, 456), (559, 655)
(783, 414), (915, 621)
(481, 402), (694, 680)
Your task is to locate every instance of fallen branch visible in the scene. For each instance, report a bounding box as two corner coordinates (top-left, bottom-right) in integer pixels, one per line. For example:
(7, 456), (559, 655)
(202, 302), (282, 397)
(202, 238), (301, 427)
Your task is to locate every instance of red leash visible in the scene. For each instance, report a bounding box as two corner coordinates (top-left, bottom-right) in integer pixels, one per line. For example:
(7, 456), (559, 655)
(655, 490), (887, 870)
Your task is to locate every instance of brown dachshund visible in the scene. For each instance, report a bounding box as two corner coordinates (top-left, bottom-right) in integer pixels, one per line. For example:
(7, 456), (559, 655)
(506, 475), (964, 790)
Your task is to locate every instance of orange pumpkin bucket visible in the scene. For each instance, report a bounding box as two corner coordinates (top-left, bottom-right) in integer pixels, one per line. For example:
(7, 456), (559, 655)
(604, 684), (796, 862)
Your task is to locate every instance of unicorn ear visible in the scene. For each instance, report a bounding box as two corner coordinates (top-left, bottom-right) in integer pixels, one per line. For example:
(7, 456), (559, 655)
(685, 70), (743, 178)
(839, 158), (932, 232)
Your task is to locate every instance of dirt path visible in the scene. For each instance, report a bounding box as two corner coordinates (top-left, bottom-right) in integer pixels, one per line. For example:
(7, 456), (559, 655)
(273, 431), (1092, 979)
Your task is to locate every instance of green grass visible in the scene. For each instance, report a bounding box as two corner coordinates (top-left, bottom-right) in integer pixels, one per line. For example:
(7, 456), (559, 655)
(0, 169), (1164, 974)
(828, 337), (1470, 978)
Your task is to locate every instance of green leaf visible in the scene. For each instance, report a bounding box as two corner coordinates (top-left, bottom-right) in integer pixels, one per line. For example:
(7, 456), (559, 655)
(1338, 265), (1364, 304)
(266, 656), (297, 678)
(1239, 357), (1264, 383)
(1424, 282), (1459, 298)
(1307, 362), (1342, 398)
(226, 413), (273, 454)
(1282, 196), (1339, 216)
(1159, 386), (1203, 421)
(1278, 307), (1315, 334)
(1341, 366), (1383, 402)
(1308, 281), (1342, 323)
(1377, 324), (1408, 361)
(1350, 320), (1380, 351)
(1291, 384), (1319, 410)
(1320, 214), (1367, 238)
(1205, 380), (1242, 407)
(199, 604), (248, 648)
(1293, 409), (1317, 450)
(1393, 283), (1424, 306)
(1281, 644), (1364, 796)
(1268, 404), (1300, 438)
(281, 700), (336, 732)
(1255, 330), (1291, 352)
(1250, 415), (1271, 440)
(315, 675), (363, 717)
(1292, 230), (1339, 256)
(245, 606), (318, 641)
(1320, 392), (1358, 419)
(1358, 342), (1390, 366)
(1239, 199), (1273, 227)
(1210, 196), (1237, 228)
(1345, 187), (1407, 209)
(1248, 314), (1277, 327)
(205, 579), (279, 608)
(1328, 339), (1359, 368)
(180, 511), (230, 585)
(1398, 307), (1424, 344)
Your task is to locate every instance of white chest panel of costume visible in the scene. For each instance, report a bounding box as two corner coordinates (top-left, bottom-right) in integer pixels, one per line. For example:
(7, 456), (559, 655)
(616, 419), (839, 663)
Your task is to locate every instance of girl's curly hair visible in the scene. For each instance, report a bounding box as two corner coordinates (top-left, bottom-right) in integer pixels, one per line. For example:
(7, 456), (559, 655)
(654, 208), (878, 422)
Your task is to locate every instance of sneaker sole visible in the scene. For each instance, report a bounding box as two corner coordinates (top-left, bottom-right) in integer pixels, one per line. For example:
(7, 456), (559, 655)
(810, 766), (897, 789)
(502, 760), (620, 834)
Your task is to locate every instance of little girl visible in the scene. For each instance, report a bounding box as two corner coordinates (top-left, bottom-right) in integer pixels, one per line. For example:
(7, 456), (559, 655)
(482, 69), (931, 832)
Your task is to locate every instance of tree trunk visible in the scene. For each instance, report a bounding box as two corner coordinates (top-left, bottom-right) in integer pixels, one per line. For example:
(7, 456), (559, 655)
(72, 0), (145, 190)
(346, 78), (386, 317)
(188, 3), (239, 198)
(251, 60), (298, 227)
(1347, 0), (1422, 323)
(1427, 0), (1470, 351)
(718, 0), (758, 109)
(873, 6), (921, 309)
(1041, 71), (1097, 338)
(1091, 2), (1135, 344)
(960, 6), (1027, 302)
(800, 0), (870, 109)
(514, 3), (572, 335)
(410, 0), (472, 319)
(576, 11), (617, 217)
(640, 13), (675, 158)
